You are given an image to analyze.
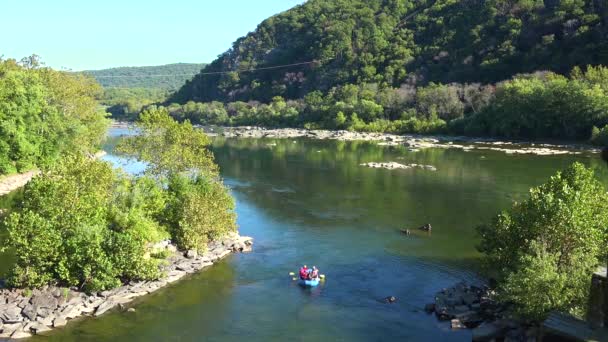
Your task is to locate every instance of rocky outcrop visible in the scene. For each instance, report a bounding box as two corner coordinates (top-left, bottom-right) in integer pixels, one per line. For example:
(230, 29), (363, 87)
(0, 233), (253, 339)
(360, 162), (437, 171)
(216, 126), (599, 156)
(426, 282), (538, 341)
(0, 171), (40, 196)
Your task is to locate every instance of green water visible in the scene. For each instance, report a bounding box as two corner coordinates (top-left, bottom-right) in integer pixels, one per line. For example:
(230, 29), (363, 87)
(2, 130), (607, 341)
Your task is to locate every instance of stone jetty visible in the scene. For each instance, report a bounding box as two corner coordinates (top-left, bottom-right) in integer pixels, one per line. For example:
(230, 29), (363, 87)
(0, 233), (253, 339)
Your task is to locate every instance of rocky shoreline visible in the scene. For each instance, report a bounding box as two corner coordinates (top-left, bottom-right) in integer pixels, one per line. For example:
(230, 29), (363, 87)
(426, 282), (537, 341)
(0, 233), (253, 340)
(215, 126), (600, 156)
(0, 171), (40, 197)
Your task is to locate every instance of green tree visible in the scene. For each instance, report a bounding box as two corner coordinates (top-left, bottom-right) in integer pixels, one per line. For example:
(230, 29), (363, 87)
(477, 163), (608, 320)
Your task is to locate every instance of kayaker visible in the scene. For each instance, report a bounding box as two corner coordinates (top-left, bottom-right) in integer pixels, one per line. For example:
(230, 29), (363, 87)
(299, 265), (308, 280)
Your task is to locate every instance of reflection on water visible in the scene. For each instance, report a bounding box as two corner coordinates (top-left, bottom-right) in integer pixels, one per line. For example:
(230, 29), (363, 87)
(7, 131), (606, 341)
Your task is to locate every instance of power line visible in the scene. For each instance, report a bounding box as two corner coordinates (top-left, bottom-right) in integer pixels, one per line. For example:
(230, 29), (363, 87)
(90, 58), (334, 78)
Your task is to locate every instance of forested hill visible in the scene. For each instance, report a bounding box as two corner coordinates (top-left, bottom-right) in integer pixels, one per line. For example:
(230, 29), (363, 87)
(85, 63), (206, 90)
(169, 0), (608, 103)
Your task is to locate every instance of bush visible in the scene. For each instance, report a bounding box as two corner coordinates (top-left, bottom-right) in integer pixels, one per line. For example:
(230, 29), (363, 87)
(590, 125), (608, 146)
(477, 163), (608, 320)
(2, 155), (168, 291)
(119, 108), (237, 253)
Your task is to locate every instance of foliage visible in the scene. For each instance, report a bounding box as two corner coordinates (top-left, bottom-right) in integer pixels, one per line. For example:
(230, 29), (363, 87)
(84, 63), (206, 90)
(0, 56), (109, 175)
(100, 87), (169, 121)
(2, 155), (168, 291)
(590, 125), (608, 146)
(118, 107), (218, 177)
(164, 175), (236, 252)
(476, 163), (608, 320)
(457, 66), (608, 140)
(118, 108), (236, 253)
(170, 0), (608, 104)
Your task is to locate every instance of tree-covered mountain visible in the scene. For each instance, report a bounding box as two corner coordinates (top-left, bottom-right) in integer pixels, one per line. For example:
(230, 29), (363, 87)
(85, 63), (206, 90)
(170, 0), (608, 104)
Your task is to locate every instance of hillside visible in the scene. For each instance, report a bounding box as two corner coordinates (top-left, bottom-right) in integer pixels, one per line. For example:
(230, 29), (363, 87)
(85, 63), (206, 90)
(169, 0), (608, 103)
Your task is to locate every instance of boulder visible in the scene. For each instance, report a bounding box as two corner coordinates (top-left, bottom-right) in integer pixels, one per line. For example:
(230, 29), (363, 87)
(0, 323), (24, 337)
(32, 293), (58, 310)
(36, 314), (55, 327)
(10, 329), (32, 339)
(21, 304), (38, 321)
(451, 319), (466, 330)
(472, 322), (506, 342)
(94, 301), (118, 317)
(52, 317), (67, 327)
(1, 304), (24, 323)
(29, 322), (51, 335)
(185, 250), (198, 259)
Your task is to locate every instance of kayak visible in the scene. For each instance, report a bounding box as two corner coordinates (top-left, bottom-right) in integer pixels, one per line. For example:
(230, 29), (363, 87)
(299, 278), (320, 287)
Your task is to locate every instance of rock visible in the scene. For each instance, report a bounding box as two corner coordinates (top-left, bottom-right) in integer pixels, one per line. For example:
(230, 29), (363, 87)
(0, 323), (24, 337)
(401, 229), (411, 235)
(99, 290), (113, 298)
(1, 304), (24, 323)
(472, 322), (506, 342)
(384, 296), (397, 303)
(451, 319), (466, 329)
(21, 304), (38, 321)
(52, 317), (67, 327)
(10, 329), (32, 339)
(94, 301), (118, 317)
(419, 223), (432, 232)
(36, 314), (55, 327)
(424, 303), (435, 313)
(185, 250), (198, 259)
(29, 322), (51, 334)
(127, 308), (136, 313)
(32, 293), (58, 310)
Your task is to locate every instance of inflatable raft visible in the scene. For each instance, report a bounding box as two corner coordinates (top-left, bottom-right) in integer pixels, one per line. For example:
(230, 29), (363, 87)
(299, 278), (320, 287)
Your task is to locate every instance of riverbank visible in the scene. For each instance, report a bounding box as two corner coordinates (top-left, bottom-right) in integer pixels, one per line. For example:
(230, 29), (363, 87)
(214, 126), (600, 156)
(0, 171), (39, 197)
(0, 233), (253, 339)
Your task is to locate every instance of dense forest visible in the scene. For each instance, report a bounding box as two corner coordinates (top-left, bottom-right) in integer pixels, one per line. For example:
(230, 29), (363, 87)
(170, 0), (608, 103)
(85, 63), (205, 90)
(153, 0), (608, 144)
(85, 63), (205, 120)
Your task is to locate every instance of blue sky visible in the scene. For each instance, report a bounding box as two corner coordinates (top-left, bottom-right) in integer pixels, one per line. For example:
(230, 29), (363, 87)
(1, 0), (304, 70)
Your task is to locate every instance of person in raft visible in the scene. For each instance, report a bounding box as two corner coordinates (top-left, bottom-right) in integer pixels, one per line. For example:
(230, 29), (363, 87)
(310, 266), (319, 280)
(299, 265), (309, 280)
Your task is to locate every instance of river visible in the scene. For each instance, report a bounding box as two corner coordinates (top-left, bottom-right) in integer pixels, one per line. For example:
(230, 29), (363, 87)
(2, 127), (607, 341)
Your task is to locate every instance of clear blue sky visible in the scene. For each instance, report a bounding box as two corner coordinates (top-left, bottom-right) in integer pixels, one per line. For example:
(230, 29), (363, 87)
(1, 0), (304, 71)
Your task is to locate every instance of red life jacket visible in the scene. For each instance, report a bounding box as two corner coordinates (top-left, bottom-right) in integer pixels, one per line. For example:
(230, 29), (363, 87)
(299, 267), (308, 279)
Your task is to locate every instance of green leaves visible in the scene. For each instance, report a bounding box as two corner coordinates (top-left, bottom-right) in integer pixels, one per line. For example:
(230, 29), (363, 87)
(0, 57), (108, 175)
(3, 155), (168, 291)
(477, 162), (608, 320)
(118, 107), (217, 178)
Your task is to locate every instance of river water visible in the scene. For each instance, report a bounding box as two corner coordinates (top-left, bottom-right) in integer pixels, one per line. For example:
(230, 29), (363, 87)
(2, 128), (607, 341)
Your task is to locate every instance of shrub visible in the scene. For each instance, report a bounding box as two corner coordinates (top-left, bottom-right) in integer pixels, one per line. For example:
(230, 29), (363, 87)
(477, 163), (608, 320)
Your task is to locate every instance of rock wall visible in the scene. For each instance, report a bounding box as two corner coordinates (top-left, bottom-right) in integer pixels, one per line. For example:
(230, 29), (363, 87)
(0, 233), (253, 339)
